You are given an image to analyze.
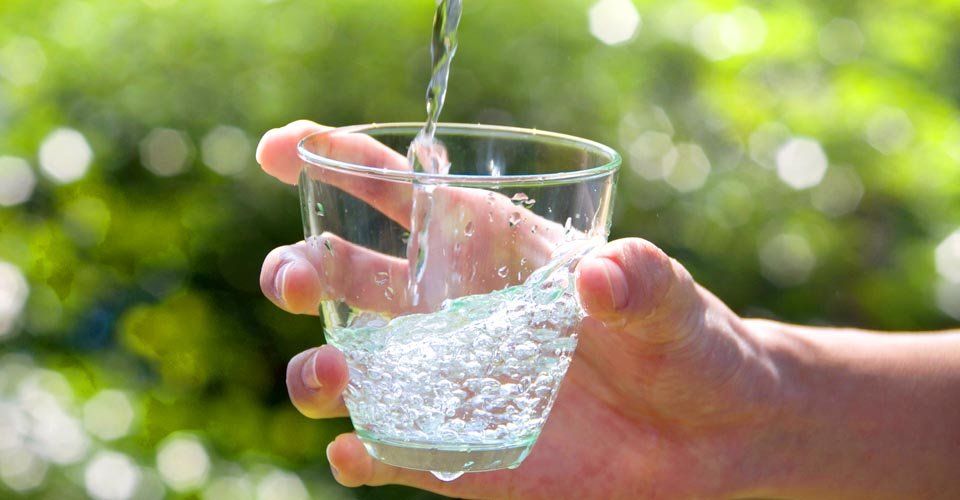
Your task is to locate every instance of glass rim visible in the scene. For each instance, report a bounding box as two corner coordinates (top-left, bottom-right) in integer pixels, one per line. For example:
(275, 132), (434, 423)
(297, 122), (621, 186)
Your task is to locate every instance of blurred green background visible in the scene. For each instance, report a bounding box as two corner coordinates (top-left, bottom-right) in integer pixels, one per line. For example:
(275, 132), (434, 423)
(1, 0), (959, 498)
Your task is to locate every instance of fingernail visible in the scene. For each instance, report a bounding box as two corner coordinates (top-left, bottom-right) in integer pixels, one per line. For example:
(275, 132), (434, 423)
(255, 128), (277, 165)
(599, 258), (629, 311)
(301, 348), (323, 390)
(326, 442), (339, 478)
(274, 262), (291, 307)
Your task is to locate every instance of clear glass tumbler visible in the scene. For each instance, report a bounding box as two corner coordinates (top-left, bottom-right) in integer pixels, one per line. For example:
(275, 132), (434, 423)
(297, 123), (620, 479)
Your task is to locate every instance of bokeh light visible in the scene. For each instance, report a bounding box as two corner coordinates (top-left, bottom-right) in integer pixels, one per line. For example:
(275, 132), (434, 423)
(935, 230), (960, 283)
(203, 475), (256, 500)
(202, 126), (252, 176)
(759, 233), (816, 287)
(140, 128), (193, 177)
(83, 390), (135, 441)
(662, 143), (711, 192)
(865, 107), (914, 155)
(588, 0), (641, 46)
(256, 469), (309, 500)
(0, 157), (37, 207)
(776, 138), (828, 190)
(0, 262), (29, 340)
(85, 451), (141, 500)
(1, 1), (959, 498)
(156, 434), (211, 491)
(0, 447), (47, 492)
(0, 36), (46, 86)
(691, 7), (766, 61)
(810, 167), (864, 217)
(627, 131), (673, 180)
(818, 18), (864, 65)
(38, 128), (93, 184)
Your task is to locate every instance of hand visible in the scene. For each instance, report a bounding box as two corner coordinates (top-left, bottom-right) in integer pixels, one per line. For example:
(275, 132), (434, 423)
(258, 121), (784, 498)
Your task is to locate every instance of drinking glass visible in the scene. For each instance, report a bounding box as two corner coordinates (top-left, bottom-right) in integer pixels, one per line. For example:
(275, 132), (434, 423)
(297, 123), (620, 478)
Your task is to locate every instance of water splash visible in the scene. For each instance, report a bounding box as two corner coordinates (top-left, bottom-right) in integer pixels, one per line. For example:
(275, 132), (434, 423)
(406, 0), (464, 307)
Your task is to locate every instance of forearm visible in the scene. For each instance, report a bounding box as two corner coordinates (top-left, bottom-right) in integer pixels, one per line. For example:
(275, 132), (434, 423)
(745, 320), (960, 499)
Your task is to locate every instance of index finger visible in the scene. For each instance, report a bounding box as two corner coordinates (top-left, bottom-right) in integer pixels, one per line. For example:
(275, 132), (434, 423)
(256, 120), (414, 227)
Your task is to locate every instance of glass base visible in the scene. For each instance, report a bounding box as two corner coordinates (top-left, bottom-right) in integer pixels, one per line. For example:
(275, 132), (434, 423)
(357, 433), (536, 475)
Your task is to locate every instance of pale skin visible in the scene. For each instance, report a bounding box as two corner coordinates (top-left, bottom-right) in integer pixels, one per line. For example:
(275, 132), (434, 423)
(258, 121), (960, 499)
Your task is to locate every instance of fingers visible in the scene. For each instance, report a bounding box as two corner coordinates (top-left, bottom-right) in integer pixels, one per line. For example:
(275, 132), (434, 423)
(575, 238), (705, 344)
(326, 433), (512, 497)
(256, 120), (414, 227)
(287, 346), (349, 419)
(256, 120), (331, 184)
(260, 234), (411, 316)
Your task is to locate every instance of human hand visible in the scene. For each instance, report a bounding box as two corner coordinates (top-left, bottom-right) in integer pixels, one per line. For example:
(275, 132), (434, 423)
(258, 121), (785, 498)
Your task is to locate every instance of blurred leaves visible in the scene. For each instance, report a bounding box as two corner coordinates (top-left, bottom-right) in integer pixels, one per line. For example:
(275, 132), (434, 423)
(1, 0), (960, 498)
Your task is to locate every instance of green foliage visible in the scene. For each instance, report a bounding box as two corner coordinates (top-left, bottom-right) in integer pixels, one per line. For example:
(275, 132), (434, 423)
(1, 0), (959, 498)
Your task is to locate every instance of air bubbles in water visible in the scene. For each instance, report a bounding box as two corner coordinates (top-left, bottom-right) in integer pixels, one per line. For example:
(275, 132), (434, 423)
(384, 286), (396, 300)
(510, 193), (529, 204)
(316, 202), (325, 217)
(563, 217), (573, 234)
(375, 272), (390, 285)
(497, 266), (509, 278)
(464, 221), (475, 236)
(508, 213), (522, 227)
(431, 471), (465, 481)
(486, 192), (495, 204)
(323, 239), (335, 255)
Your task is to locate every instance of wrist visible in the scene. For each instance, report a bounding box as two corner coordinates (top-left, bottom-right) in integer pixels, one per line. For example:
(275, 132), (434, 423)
(723, 319), (827, 498)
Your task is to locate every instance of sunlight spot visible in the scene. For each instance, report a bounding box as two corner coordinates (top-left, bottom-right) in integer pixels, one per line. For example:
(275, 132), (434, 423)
(140, 128), (192, 177)
(83, 390), (135, 441)
(865, 107), (914, 155)
(0, 37), (46, 86)
(776, 138), (828, 189)
(0, 262), (29, 340)
(759, 233), (816, 286)
(819, 18), (864, 65)
(256, 469), (308, 500)
(0, 157), (36, 207)
(157, 434), (210, 491)
(588, 0), (641, 45)
(202, 126), (251, 176)
(85, 451), (140, 500)
(662, 143), (711, 192)
(39, 128), (93, 184)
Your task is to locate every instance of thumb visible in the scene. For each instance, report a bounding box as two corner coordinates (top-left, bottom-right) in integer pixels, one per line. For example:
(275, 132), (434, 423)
(575, 238), (705, 343)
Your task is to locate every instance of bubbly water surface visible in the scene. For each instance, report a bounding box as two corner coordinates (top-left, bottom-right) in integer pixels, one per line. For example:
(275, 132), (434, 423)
(326, 241), (596, 477)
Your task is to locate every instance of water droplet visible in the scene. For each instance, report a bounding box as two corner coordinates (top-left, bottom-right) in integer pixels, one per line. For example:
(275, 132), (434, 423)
(401, 231), (410, 244)
(486, 192), (495, 204)
(464, 221), (475, 236)
(431, 471), (465, 481)
(508, 212), (522, 227)
(384, 286), (396, 300)
(520, 258), (528, 267)
(497, 266), (509, 278)
(563, 217), (573, 233)
(531, 225), (538, 234)
(454, 242), (462, 255)
(524, 198), (536, 207)
(488, 211), (494, 222)
(323, 239), (334, 255)
(315, 202), (325, 216)
(510, 192), (529, 205)
(375, 272), (389, 285)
